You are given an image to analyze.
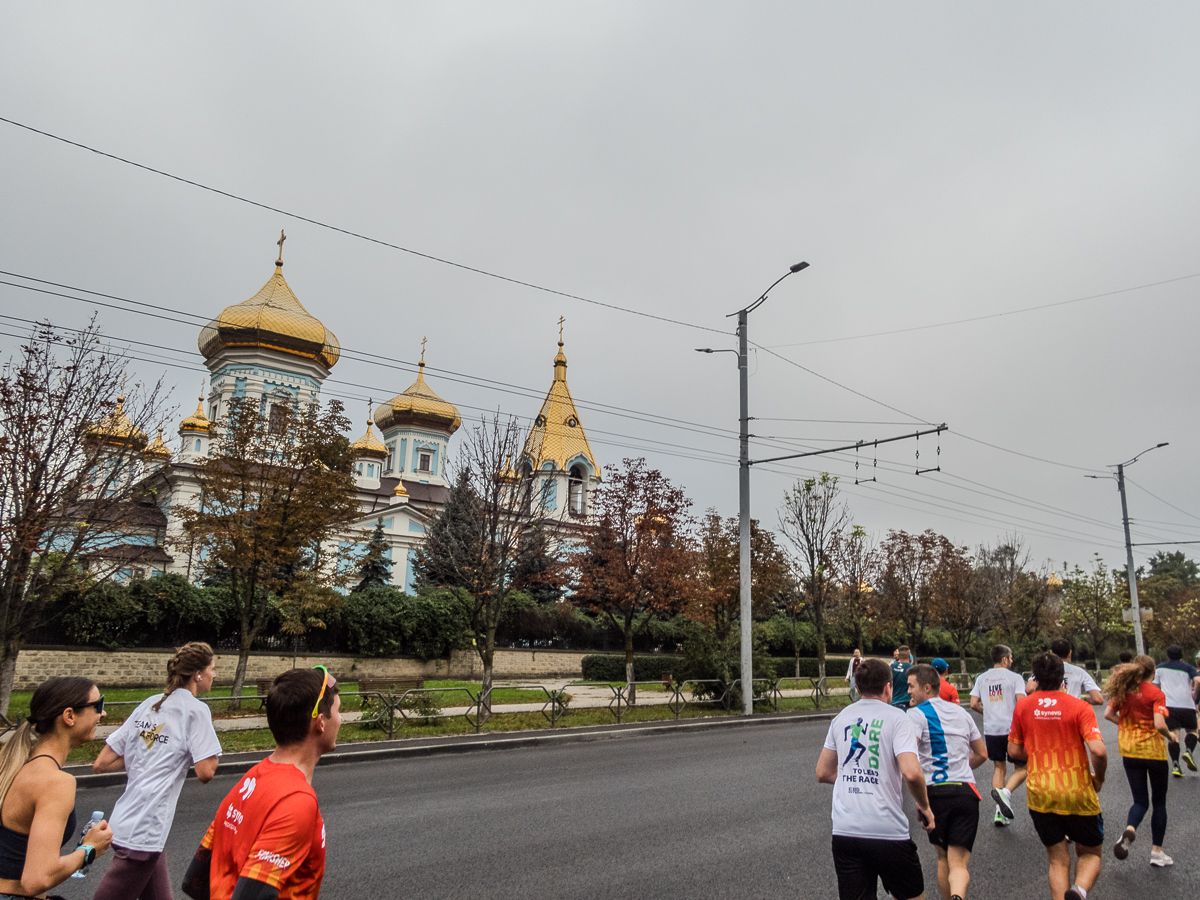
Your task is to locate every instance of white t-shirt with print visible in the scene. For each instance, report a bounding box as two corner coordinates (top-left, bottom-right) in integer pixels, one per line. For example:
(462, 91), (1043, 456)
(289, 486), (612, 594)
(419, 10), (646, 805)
(823, 698), (920, 840)
(907, 698), (982, 787)
(105, 689), (222, 852)
(1062, 661), (1100, 700)
(1154, 659), (1200, 709)
(969, 667), (1026, 735)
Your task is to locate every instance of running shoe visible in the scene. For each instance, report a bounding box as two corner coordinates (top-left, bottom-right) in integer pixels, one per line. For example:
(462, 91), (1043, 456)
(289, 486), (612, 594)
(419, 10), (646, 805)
(1113, 825), (1135, 860)
(1172, 764), (1183, 777)
(1064, 886), (1087, 900)
(991, 786), (1015, 819)
(1182, 750), (1197, 772)
(1150, 849), (1174, 867)
(993, 807), (1010, 827)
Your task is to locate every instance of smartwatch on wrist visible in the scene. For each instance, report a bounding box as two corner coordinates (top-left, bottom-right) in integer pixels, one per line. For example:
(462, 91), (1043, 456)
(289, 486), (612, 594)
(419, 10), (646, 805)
(78, 844), (96, 867)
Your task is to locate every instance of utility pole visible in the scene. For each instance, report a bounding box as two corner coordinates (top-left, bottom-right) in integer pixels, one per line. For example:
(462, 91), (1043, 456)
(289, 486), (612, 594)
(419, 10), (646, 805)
(1117, 463), (1145, 656)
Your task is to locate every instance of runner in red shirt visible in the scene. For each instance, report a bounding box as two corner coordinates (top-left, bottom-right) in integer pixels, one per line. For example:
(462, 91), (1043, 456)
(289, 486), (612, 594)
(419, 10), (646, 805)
(183, 667), (341, 900)
(931, 658), (961, 704)
(1009, 652), (1107, 900)
(1103, 655), (1176, 867)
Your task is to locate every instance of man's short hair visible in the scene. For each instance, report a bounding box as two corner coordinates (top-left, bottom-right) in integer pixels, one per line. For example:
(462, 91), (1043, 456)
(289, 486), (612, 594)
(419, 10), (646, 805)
(991, 644), (1012, 665)
(267, 668), (339, 746)
(908, 663), (940, 694)
(1118, 650), (1134, 664)
(897, 645), (911, 659)
(855, 658), (891, 696)
(1031, 652), (1064, 691)
(1167, 644), (1183, 661)
(1050, 638), (1072, 659)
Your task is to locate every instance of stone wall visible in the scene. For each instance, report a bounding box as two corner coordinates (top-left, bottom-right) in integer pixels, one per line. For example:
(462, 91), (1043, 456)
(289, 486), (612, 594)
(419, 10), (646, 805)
(13, 646), (593, 690)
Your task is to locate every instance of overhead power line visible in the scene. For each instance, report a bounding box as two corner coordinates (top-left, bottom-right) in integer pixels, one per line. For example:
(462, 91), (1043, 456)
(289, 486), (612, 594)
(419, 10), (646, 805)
(0, 115), (727, 336)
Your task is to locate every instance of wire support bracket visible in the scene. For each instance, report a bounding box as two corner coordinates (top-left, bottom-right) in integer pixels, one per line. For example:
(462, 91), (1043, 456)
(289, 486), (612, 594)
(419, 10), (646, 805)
(748, 424), (947, 467)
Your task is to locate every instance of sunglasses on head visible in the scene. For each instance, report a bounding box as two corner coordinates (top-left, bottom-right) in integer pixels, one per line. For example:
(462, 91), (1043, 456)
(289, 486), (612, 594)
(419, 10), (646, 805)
(312, 666), (329, 719)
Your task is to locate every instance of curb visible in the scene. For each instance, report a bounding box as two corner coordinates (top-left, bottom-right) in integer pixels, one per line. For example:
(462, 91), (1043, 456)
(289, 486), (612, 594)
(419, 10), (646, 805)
(71, 709), (837, 788)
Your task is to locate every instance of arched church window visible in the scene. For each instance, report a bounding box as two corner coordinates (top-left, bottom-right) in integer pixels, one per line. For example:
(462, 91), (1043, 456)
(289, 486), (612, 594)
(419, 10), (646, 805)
(268, 403), (288, 435)
(194, 439), (201, 452)
(569, 465), (586, 516)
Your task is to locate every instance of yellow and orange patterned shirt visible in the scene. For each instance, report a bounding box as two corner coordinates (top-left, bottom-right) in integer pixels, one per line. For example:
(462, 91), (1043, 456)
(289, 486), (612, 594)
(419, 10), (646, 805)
(200, 757), (326, 900)
(1115, 682), (1169, 761)
(1009, 691), (1103, 815)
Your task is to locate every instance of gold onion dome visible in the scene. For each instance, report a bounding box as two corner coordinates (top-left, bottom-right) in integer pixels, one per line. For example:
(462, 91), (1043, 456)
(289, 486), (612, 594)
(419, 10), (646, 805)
(85, 395), (147, 450)
(498, 456), (518, 483)
(374, 357), (461, 435)
(198, 261), (340, 371)
(1047, 571), (1063, 588)
(179, 397), (211, 433)
(351, 419), (388, 460)
(143, 428), (173, 461)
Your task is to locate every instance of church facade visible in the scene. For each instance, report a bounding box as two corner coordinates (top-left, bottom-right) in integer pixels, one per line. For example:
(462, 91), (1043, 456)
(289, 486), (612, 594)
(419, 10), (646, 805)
(89, 247), (601, 588)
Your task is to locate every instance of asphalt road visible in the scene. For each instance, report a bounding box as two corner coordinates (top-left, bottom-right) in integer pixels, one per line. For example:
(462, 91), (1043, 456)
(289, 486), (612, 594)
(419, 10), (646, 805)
(59, 711), (1198, 900)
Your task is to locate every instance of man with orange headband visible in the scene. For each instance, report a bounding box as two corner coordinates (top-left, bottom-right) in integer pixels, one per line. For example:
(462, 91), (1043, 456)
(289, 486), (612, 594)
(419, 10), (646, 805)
(183, 666), (341, 900)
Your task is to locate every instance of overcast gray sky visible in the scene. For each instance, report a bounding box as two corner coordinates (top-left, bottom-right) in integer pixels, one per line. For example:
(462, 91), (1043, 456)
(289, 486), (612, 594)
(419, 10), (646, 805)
(3, 3), (1198, 574)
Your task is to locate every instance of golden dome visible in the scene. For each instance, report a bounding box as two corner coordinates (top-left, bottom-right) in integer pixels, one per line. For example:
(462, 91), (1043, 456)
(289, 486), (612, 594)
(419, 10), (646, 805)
(179, 397), (211, 433)
(374, 359), (461, 435)
(85, 396), (148, 450)
(143, 428), (173, 461)
(521, 339), (598, 476)
(498, 456), (518, 483)
(351, 420), (388, 460)
(1047, 571), (1063, 588)
(198, 262), (340, 371)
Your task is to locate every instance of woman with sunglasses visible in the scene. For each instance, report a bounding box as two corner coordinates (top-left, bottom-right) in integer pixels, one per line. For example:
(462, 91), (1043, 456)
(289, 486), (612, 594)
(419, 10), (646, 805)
(0, 676), (113, 898)
(92, 642), (222, 900)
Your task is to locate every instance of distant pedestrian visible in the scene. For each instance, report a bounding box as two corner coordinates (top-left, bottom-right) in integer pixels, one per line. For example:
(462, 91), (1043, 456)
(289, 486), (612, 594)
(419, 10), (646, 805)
(968, 644), (1027, 826)
(1009, 652), (1108, 900)
(931, 658), (961, 705)
(92, 642), (222, 900)
(1104, 655), (1175, 867)
(891, 646), (914, 709)
(907, 664), (987, 900)
(817, 657), (935, 900)
(1118, 651), (1134, 664)
(1026, 639), (1103, 705)
(845, 649), (863, 702)
(1152, 644), (1200, 777)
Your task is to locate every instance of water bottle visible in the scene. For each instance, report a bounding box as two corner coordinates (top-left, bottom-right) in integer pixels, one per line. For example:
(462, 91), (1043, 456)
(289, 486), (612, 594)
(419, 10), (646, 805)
(69, 810), (104, 878)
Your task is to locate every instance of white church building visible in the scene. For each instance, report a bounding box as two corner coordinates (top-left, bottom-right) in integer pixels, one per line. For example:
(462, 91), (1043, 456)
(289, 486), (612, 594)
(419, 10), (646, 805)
(87, 245), (601, 588)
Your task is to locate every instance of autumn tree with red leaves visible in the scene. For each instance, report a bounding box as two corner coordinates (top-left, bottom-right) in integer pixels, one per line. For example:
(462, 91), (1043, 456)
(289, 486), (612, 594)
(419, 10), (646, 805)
(571, 458), (695, 702)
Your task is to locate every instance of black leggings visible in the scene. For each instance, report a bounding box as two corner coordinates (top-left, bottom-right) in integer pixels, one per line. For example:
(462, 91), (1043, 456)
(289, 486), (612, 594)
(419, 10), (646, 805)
(1123, 756), (1169, 846)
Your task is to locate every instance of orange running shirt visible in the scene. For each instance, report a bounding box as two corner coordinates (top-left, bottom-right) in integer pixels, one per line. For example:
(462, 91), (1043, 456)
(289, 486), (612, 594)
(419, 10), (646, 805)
(200, 758), (326, 900)
(1116, 682), (1169, 761)
(1009, 692), (1103, 816)
(938, 679), (961, 704)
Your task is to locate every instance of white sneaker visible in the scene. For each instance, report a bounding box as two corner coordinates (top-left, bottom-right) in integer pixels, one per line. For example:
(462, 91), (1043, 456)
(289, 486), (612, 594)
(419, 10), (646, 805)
(991, 786), (1015, 819)
(1150, 849), (1174, 867)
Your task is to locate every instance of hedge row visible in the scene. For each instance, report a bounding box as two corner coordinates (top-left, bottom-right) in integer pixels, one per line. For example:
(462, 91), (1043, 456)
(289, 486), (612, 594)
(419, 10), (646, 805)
(581, 654), (993, 684)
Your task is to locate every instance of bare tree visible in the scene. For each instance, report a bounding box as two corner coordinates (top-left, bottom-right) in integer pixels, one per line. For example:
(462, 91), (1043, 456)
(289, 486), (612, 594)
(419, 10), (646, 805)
(415, 414), (543, 716)
(0, 321), (169, 714)
(879, 529), (941, 650)
(779, 473), (849, 680)
(931, 541), (986, 673)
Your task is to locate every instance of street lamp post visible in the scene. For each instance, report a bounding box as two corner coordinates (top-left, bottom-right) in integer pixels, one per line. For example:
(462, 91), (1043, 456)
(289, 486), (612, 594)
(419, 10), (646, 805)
(699, 261), (808, 715)
(1112, 443), (1168, 656)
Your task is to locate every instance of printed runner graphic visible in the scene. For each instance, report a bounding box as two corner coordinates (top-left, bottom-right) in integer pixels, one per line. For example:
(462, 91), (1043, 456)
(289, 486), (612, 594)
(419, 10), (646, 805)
(840, 717), (884, 793)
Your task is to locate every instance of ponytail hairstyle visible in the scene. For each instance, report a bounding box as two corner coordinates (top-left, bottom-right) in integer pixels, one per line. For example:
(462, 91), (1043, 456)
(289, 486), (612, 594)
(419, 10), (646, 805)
(152, 642), (215, 712)
(1104, 654), (1155, 710)
(0, 677), (95, 807)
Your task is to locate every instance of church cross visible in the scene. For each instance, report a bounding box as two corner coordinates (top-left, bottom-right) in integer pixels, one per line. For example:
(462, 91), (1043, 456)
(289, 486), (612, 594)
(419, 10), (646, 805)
(276, 230), (287, 262)
(420, 336), (427, 364)
(558, 316), (565, 342)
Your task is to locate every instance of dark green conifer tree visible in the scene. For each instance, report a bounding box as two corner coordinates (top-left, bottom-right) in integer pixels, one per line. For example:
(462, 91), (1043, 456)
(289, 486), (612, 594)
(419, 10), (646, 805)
(353, 520), (394, 593)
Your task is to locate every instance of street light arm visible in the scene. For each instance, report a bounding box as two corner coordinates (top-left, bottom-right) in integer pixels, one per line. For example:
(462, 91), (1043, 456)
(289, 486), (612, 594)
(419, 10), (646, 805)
(728, 262), (809, 317)
(1119, 442), (1168, 468)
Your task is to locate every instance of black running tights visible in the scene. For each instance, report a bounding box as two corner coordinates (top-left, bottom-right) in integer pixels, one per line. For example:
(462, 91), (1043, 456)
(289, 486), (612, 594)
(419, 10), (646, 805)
(1123, 756), (1168, 846)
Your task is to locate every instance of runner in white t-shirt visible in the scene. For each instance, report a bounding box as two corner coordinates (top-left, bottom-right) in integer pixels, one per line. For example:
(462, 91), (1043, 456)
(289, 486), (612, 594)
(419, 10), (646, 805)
(907, 664), (987, 900)
(1026, 639), (1103, 704)
(817, 657), (934, 900)
(92, 642), (223, 900)
(1154, 644), (1200, 775)
(969, 644), (1027, 826)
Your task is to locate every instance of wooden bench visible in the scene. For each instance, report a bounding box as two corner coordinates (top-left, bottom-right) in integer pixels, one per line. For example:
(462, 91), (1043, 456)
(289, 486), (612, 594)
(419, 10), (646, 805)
(358, 676), (424, 694)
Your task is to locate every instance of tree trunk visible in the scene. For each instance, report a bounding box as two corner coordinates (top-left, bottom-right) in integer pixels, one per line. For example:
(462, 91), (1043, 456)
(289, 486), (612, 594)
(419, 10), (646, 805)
(0, 635), (21, 719)
(229, 632), (252, 711)
(960, 649), (967, 675)
(814, 602), (826, 680)
(479, 630), (496, 722)
(624, 626), (636, 705)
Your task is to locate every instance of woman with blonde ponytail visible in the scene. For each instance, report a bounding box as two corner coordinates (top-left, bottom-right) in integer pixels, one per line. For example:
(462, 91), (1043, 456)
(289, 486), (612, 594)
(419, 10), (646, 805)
(91, 643), (222, 900)
(1104, 655), (1176, 866)
(0, 676), (113, 898)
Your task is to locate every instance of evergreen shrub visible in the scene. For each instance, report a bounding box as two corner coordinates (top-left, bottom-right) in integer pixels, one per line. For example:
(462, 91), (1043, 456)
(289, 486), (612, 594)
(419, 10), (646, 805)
(580, 654), (680, 682)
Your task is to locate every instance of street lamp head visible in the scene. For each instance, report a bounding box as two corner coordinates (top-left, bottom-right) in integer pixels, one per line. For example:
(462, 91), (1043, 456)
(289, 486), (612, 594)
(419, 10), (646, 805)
(695, 348), (713, 353)
(789, 261), (810, 273)
(1156, 442), (1169, 448)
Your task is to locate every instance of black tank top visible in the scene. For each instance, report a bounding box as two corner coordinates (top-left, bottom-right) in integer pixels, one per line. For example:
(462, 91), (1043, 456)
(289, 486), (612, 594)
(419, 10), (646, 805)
(0, 756), (78, 881)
